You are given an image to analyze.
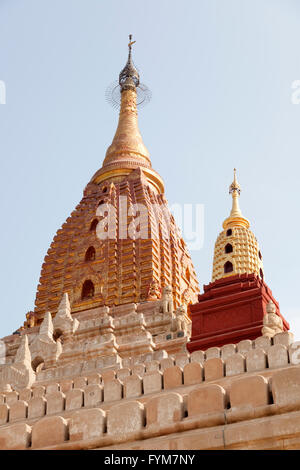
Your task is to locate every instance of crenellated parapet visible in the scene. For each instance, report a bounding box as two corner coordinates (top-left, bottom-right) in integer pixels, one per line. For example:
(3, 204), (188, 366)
(0, 330), (300, 449)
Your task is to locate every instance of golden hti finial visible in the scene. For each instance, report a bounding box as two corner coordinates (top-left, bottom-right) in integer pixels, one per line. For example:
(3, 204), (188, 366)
(128, 34), (136, 50)
(229, 168), (241, 196)
(229, 168), (242, 218)
(223, 169), (250, 230)
(93, 35), (163, 192)
(118, 34), (140, 91)
(94, 34), (162, 191)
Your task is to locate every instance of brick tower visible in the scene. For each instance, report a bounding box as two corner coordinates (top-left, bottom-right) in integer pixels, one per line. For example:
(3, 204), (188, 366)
(32, 38), (199, 324)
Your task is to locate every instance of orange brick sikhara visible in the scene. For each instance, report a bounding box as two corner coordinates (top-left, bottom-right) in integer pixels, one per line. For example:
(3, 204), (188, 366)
(32, 37), (199, 325)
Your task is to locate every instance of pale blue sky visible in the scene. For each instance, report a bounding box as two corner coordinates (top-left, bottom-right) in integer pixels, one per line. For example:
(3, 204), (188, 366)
(0, 0), (300, 338)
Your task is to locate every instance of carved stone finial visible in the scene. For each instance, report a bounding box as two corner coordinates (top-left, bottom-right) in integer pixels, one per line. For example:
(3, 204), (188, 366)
(261, 301), (284, 338)
(56, 293), (72, 320)
(170, 304), (191, 336)
(160, 285), (174, 314)
(15, 335), (32, 366)
(53, 292), (79, 336)
(39, 312), (55, 342)
(0, 334), (37, 390)
(30, 310), (62, 369)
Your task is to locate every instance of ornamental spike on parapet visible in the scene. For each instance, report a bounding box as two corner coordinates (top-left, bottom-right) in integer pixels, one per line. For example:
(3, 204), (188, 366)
(53, 292), (79, 335)
(56, 292), (72, 320)
(39, 311), (55, 341)
(14, 335), (31, 366)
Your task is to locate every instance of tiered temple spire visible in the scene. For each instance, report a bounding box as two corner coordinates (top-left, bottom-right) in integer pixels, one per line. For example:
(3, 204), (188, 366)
(92, 35), (164, 193)
(33, 36), (199, 321)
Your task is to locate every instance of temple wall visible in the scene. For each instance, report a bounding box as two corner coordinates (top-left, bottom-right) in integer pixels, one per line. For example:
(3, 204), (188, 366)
(1, 330), (300, 449)
(1, 365), (300, 449)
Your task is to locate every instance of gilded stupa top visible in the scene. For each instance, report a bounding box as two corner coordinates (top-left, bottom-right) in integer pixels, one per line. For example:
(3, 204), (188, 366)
(229, 168), (241, 195)
(223, 169), (250, 230)
(119, 35), (140, 91)
(91, 35), (164, 193)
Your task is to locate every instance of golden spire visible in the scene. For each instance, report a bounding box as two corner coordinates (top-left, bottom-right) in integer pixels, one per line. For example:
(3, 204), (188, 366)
(223, 169), (250, 230)
(212, 170), (264, 282)
(104, 35), (150, 167)
(91, 35), (164, 193)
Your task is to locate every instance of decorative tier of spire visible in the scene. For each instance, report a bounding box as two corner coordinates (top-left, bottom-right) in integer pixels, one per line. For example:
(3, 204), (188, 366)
(212, 170), (264, 282)
(223, 169), (250, 230)
(91, 35), (164, 193)
(119, 35), (140, 91)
